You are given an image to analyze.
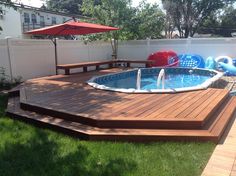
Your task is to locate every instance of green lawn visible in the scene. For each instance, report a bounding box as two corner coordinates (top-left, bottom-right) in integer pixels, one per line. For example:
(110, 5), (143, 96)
(0, 94), (215, 176)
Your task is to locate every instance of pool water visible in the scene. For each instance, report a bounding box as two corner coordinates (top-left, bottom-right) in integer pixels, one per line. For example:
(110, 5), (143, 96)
(104, 74), (211, 90)
(87, 67), (223, 93)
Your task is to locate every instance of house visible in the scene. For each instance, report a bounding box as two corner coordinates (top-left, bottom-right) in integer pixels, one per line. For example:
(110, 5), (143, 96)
(0, 2), (86, 39)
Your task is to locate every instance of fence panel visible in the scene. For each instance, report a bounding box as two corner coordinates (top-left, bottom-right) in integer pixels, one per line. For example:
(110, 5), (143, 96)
(8, 39), (55, 80)
(0, 39), (11, 79)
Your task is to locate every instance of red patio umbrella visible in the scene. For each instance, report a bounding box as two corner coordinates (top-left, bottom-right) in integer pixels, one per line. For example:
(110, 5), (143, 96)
(25, 21), (119, 35)
(25, 20), (119, 74)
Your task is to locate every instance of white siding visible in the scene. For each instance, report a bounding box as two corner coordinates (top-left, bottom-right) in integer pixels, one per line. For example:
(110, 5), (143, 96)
(0, 6), (22, 39)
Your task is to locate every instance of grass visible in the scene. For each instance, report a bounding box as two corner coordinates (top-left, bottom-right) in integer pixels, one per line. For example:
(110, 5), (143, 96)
(0, 94), (215, 176)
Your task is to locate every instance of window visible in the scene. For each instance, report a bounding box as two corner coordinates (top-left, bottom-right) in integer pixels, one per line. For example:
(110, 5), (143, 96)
(24, 13), (30, 23)
(52, 16), (56, 24)
(40, 16), (45, 27)
(31, 14), (37, 23)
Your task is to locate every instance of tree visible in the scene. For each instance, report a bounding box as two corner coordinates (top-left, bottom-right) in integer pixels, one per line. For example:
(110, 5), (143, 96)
(44, 0), (83, 15)
(220, 6), (236, 36)
(81, 0), (135, 58)
(196, 6), (236, 37)
(132, 2), (165, 39)
(81, 0), (165, 58)
(162, 0), (235, 38)
(197, 14), (224, 37)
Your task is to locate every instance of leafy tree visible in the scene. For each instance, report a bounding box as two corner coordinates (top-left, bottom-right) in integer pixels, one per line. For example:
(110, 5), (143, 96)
(132, 1), (165, 39)
(197, 14), (223, 37)
(81, 0), (165, 58)
(44, 0), (83, 15)
(220, 6), (236, 36)
(162, 0), (235, 38)
(196, 6), (236, 37)
(162, 1), (177, 38)
(81, 0), (135, 58)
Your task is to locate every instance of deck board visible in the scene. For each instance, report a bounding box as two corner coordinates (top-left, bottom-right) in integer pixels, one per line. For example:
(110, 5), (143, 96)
(6, 68), (236, 144)
(170, 89), (212, 119)
(18, 68), (233, 129)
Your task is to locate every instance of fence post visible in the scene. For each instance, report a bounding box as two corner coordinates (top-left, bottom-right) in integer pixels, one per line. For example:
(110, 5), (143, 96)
(186, 37), (192, 53)
(6, 37), (13, 82)
(147, 38), (150, 58)
(54, 38), (58, 75)
(87, 41), (91, 61)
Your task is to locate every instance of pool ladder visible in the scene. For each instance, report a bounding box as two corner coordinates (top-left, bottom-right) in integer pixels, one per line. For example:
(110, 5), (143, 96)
(136, 69), (141, 90)
(157, 69), (165, 89)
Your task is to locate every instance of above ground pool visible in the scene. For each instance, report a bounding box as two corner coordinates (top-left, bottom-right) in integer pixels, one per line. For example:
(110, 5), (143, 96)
(87, 67), (223, 93)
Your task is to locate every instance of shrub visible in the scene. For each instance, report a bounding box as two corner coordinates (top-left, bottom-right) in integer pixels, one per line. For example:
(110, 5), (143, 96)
(0, 67), (22, 90)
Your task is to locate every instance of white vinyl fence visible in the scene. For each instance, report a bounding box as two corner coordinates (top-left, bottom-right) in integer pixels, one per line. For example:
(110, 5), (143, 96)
(56, 40), (112, 74)
(1, 38), (236, 80)
(118, 38), (236, 60)
(0, 39), (112, 80)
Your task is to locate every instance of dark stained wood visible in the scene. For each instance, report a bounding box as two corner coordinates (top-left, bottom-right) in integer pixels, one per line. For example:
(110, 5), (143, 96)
(56, 59), (153, 75)
(7, 96), (236, 143)
(16, 69), (233, 130)
(5, 68), (236, 142)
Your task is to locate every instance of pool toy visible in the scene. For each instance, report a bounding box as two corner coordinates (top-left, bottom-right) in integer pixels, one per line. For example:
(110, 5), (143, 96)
(233, 58), (236, 66)
(178, 54), (205, 68)
(147, 50), (179, 67)
(218, 62), (236, 75)
(205, 56), (216, 69)
(215, 56), (233, 65)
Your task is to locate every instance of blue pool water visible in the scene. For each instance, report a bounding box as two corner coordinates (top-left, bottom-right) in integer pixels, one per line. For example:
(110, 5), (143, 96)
(88, 67), (223, 93)
(105, 74), (211, 90)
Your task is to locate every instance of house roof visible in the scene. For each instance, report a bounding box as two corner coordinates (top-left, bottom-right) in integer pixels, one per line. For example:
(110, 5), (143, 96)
(0, 2), (90, 19)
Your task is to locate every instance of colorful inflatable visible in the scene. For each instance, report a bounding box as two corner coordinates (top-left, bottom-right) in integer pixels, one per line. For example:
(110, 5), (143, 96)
(218, 62), (236, 75)
(233, 58), (236, 66)
(147, 50), (179, 67)
(215, 56), (233, 66)
(214, 56), (235, 75)
(178, 54), (205, 68)
(205, 56), (216, 70)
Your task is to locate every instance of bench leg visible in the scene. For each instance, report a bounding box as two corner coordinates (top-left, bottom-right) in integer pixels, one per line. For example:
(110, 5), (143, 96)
(65, 69), (70, 75)
(127, 62), (130, 67)
(109, 63), (113, 68)
(96, 65), (100, 70)
(83, 66), (88, 72)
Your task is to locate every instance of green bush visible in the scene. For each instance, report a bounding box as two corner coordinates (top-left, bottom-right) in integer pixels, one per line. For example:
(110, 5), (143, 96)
(0, 67), (22, 90)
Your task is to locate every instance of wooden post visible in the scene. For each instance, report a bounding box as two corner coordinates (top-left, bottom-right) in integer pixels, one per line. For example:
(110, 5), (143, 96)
(83, 66), (88, 72)
(65, 69), (70, 75)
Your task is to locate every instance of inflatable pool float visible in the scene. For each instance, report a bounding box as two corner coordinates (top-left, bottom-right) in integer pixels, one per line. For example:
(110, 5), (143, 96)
(233, 58), (236, 66)
(205, 56), (216, 70)
(215, 56), (233, 65)
(178, 54), (205, 68)
(218, 62), (236, 75)
(215, 56), (236, 75)
(147, 50), (179, 67)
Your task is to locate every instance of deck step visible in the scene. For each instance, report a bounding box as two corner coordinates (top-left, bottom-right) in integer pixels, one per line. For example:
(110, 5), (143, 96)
(19, 89), (230, 130)
(6, 96), (236, 143)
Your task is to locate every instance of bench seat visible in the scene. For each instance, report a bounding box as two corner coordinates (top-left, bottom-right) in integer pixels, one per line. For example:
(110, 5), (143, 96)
(57, 60), (153, 75)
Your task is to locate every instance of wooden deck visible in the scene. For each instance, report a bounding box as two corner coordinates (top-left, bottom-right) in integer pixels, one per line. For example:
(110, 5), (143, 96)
(6, 68), (236, 142)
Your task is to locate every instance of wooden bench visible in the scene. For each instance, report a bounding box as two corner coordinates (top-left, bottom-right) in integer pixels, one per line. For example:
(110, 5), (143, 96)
(57, 60), (153, 75)
(57, 60), (116, 75)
